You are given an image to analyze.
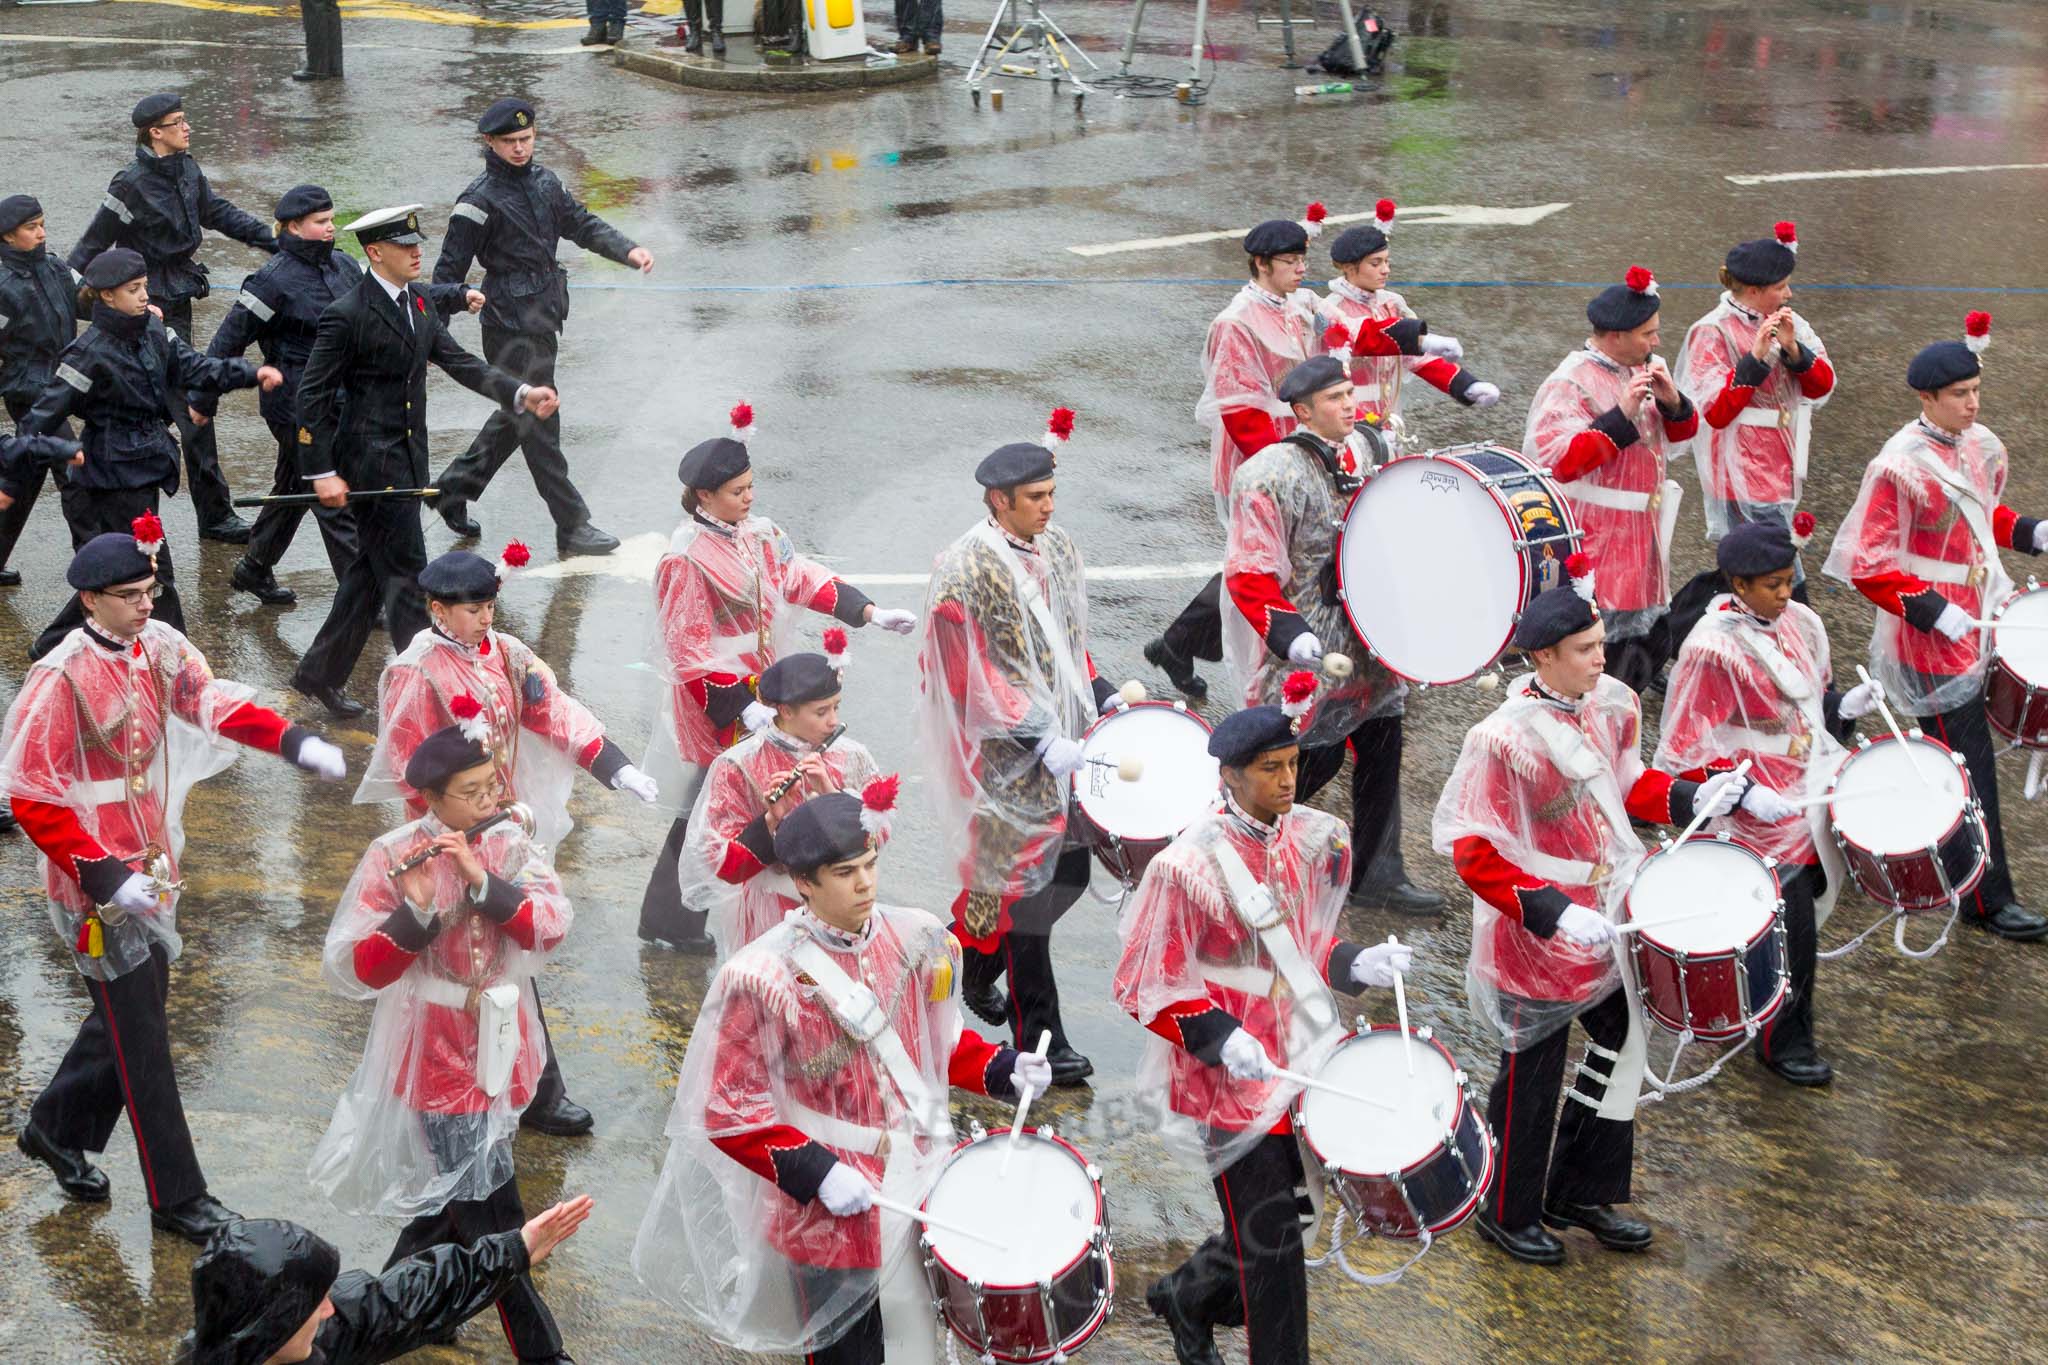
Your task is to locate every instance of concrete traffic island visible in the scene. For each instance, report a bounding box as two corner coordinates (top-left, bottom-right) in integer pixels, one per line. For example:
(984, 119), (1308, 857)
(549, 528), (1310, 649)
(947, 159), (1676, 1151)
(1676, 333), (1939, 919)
(614, 41), (938, 93)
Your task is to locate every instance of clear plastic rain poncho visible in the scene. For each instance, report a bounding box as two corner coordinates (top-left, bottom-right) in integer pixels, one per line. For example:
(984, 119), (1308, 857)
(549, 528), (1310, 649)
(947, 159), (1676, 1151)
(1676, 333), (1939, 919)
(1112, 804), (1353, 1177)
(643, 512), (845, 813)
(356, 628), (606, 849)
(1674, 295), (1831, 539)
(1222, 438), (1406, 742)
(1321, 281), (1438, 449)
(308, 814), (571, 1217)
(1431, 674), (1649, 1051)
(1822, 418), (2014, 717)
(918, 520), (1096, 927)
(632, 904), (965, 1357)
(1194, 284), (1320, 522)
(678, 724), (881, 958)
(1655, 598), (1846, 867)
(0, 620), (253, 982)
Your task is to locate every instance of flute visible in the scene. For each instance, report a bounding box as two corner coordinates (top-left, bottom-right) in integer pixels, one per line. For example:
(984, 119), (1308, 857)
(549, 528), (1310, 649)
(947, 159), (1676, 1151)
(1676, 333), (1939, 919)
(761, 726), (846, 806)
(386, 802), (535, 879)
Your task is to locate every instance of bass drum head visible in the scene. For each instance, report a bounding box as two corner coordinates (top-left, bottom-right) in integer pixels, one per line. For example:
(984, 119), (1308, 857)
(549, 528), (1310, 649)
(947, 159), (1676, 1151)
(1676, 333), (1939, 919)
(1628, 840), (1777, 952)
(924, 1136), (1096, 1287)
(1338, 455), (1525, 685)
(1074, 704), (1218, 843)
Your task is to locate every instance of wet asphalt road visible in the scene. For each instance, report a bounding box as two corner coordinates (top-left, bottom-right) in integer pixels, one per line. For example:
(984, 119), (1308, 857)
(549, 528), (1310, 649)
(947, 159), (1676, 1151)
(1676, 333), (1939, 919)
(4, 1), (2048, 1361)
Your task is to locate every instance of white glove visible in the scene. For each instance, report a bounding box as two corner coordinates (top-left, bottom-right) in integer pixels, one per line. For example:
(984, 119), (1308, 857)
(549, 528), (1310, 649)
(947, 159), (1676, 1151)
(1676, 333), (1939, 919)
(742, 700), (776, 732)
(1555, 903), (1616, 948)
(816, 1162), (875, 1217)
(1838, 678), (1884, 721)
(1036, 734), (1086, 778)
(1933, 602), (1974, 642)
(1739, 783), (1802, 823)
(869, 607), (917, 635)
(1350, 940), (1414, 989)
(294, 736), (347, 782)
(1693, 771), (1746, 819)
(1419, 333), (1464, 361)
(2034, 522), (2048, 554)
(110, 871), (160, 917)
(1464, 380), (1501, 407)
(1218, 1027), (1278, 1082)
(614, 764), (659, 804)
(1286, 632), (1325, 666)
(1010, 1050), (1054, 1096)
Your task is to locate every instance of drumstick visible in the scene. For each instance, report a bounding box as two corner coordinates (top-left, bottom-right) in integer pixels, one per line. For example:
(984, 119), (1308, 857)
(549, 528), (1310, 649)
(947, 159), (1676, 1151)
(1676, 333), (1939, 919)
(1387, 935), (1414, 1077)
(1614, 905), (1728, 936)
(1855, 664), (1936, 788)
(1001, 1029), (1053, 1177)
(1968, 618), (2048, 630)
(1785, 786), (1908, 809)
(1674, 758), (1752, 846)
(1270, 1065), (1397, 1113)
(872, 1193), (1010, 1250)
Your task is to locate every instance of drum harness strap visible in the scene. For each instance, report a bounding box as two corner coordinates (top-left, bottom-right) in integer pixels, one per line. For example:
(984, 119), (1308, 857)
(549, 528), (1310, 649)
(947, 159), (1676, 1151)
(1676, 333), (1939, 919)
(970, 521), (1094, 721)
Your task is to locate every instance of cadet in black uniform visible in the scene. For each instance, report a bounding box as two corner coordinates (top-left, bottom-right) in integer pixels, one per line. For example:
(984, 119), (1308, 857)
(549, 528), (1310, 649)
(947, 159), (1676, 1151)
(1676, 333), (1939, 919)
(289, 206), (554, 718)
(0, 193), (88, 586)
(67, 93), (278, 544)
(428, 97), (651, 557)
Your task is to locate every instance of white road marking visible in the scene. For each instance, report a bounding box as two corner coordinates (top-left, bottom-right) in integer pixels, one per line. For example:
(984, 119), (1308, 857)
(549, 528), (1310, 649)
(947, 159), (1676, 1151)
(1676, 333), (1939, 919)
(1066, 203), (1573, 258)
(514, 532), (1215, 586)
(1725, 163), (2048, 186)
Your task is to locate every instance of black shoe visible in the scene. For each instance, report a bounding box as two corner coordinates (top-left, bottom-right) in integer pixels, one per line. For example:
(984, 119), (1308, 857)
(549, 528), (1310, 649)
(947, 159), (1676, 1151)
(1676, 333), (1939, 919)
(1979, 903), (2048, 941)
(1349, 877), (1446, 915)
(1759, 1049), (1834, 1087)
(605, 18), (624, 41)
(638, 924), (717, 954)
(293, 677), (367, 719)
(711, 30), (726, 54)
(290, 66), (340, 80)
(0, 565), (21, 586)
(520, 1095), (595, 1137)
(579, 20), (607, 43)
(199, 515), (253, 545)
(152, 1192), (240, 1244)
(1145, 1275), (1224, 1365)
(1542, 1200), (1653, 1251)
(438, 500), (482, 539)
(1142, 636), (1208, 702)
(0, 803), (16, 833)
(684, 28), (703, 52)
(1046, 1043), (1093, 1086)
(962, 980), (1009, 1027)
(231, 557), (296, 605)
(1474, 1213), (1566, 1265)
(557, 523), (620, 557)
(17, 1123), (110, 1202)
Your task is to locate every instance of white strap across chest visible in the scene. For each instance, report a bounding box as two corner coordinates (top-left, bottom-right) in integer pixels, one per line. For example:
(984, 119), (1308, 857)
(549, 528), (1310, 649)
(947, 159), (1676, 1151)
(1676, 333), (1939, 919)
(1208, 839), (1340, 1039)
(1524, 705), (1636, 846)
(785, 935), (953, 1143)
(970, 522), (1092, 715)
(1908, 446), (2000, 575)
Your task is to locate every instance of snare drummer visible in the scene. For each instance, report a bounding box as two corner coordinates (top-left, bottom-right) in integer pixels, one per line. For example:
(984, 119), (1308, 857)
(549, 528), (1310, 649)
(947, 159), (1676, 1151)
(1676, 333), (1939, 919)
(1432, 571), (1747, 1265)
(1523, 268), (1700, 693)
(1112, 700), (1412, 1365)
(1222, 354), (1442, 911)
(1822, 316), (2048, 942)
(1655, 522), (1881, 1086)
(631, 782), (1048, 1365)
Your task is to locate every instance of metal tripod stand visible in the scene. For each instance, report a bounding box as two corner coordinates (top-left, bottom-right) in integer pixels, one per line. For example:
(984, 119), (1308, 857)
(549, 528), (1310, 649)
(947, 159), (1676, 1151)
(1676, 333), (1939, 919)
(965, 0), (1101, 90)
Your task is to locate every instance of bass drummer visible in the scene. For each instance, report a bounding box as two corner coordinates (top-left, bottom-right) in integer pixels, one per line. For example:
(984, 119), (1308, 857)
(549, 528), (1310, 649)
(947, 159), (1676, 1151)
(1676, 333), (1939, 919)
(1654, 521), (1883, 1086)
(1822, 315), (2048, 943)
(1218, 353), (1442, 911)
(1113, 699), (1412, 1365)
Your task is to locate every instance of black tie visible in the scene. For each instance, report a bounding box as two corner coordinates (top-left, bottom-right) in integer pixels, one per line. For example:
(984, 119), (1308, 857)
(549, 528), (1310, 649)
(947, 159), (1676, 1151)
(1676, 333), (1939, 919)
(396, 285), (413, 332)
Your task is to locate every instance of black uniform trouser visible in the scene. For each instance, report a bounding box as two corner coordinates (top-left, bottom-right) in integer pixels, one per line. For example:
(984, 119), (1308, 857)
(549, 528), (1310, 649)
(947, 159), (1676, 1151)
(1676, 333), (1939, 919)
(1158, 1132), (1310, 1365)
(1295, 713), (1405, 888)
(245, 418), (358, 577)
(158, 299), (234, 529)
(294, 494), (430, 691)
(1159, 572), (1225, 665)
(997, 844), (1093, 1053)
(385, 1119), (560, 1360)
(0, 393), (67, 573)
(299, 0), (344, 74)
(1922, 690), (2017, 916)
(434, 328), (591, 533)
(895, 0), (942, 40)
(793, 1266), (884, 1365)
(29, 944), (206, 1211)
(527, 978), (570, 1112)
(637, 815), (702, 944)
(1485, 988), (1635, 1230)
(1759, 863), (1823, 1062)
(44, 483), (185, 646)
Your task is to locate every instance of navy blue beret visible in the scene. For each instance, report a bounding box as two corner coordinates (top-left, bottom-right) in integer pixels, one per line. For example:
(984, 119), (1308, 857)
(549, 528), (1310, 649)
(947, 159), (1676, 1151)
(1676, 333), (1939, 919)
(1328, 224), (1388, 264)
(974, 442), (1055, 490)
(1277, 355), (1349, 405)
(403, 725), (493, 791)
(68, 532), (156, 591)
(1716, 522), (1797, 578)
(1512, 584), (1599, 652)
(773, 791), (872, 874)
(1243, 219), (1309, 258)
(1906, 340), (1980, 393)
(0, 195), (42, 235)
(758, 652), (842, 706)
(81, 248), (146, 290)
(273, 184), (333, 221)
(1208, 705), (1301, 769)
(131, 92), (183, 128)
(419, 551), (501, 604)
(478, 98), (536, 135)
(678, 436), (750, 490)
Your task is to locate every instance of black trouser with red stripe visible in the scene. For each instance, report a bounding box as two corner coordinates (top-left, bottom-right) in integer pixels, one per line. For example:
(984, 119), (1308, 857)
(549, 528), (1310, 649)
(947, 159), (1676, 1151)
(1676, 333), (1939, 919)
(1158, 572), (1226, 664)
(1484, 989), (1634, 1230)
(792, 1265), (884, 1364)
(1759, 863), (1824, 1062)
(28, 943), (205, 1210)
(1922, 690), (2017, 916)
(1000, 844), (1094, 1054)
(1296, 713), (1405, 890)
(1158, 1132), (1310, 1365)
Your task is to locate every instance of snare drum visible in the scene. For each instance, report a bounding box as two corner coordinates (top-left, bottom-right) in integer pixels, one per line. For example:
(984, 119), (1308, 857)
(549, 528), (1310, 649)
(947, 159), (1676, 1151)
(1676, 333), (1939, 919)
(1070, 701), (1219, 885)
(920, 1127), (1112, 1363)
(1625, 837), (1788, 1041)
(1294, 1027), (1493, 1239)
(1334, 442), (1582, 686)
(1827, 733), (1988, 911)
(1986, 582), (2048, 746)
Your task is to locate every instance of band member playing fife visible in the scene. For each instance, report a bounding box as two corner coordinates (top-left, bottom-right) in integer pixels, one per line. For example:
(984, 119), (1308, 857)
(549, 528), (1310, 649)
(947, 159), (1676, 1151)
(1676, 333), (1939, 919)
(632, 780), (1049, 1365)
(1822, 313), (2048, 942)
(308, 726), (578, 1364)
(1433, 561), (1754, 1266)
(2, 527), (347, 1244)
(1115, 695), (1412, 1365)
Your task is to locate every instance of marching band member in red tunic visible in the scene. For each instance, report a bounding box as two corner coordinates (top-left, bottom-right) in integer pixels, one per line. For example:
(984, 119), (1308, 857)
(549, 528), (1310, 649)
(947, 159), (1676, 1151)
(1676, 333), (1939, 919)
(309, 726), (576, 1363)
(1655, 520), (1879, 1085)
(632, 779), (1046, 1365)
(639, 403), (916, 952)
(1522, 267), (1701, 693)
(1114, 693), (1410, 1365)
(3, 524), (345, 1243)
(678, 637), (881, 959)
(1821, 315), (2048, 942)
(1433, 561), (1747, 1266)
(1675, 221), (1836, 594)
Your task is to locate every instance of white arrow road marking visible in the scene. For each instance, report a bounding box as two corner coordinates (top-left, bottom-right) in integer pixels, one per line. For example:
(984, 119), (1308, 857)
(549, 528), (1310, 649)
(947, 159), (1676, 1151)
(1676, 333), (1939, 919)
(513, 532), (1215, 586)
(1066, 203), (1573, 258)
(1726, 162), (2048, 185)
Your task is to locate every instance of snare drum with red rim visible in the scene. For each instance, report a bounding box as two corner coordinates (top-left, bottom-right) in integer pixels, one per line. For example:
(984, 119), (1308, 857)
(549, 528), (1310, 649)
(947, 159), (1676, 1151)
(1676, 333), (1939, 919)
(1625, 837), (1788, 1041)
(1070, 701), (1218, 885)
(920, 1126), (1112, 1363)
(1826, 732), (1987, 911)
(1986, 582), (2048, 746)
